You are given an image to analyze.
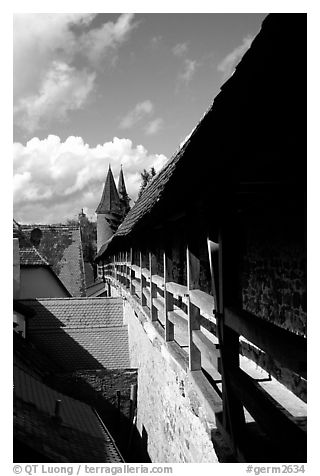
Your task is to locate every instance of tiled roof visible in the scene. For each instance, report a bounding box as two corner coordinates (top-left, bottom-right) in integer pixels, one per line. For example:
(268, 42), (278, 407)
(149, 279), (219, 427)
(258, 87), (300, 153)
(20, 224), (86, 297)
(14, 330), (62, 379)
(14, 365), (124, 462)
(86, 280), (106, 297)
(13, 220), (52, 266)
(19, 247), (50, 266)
(96, 166), (122, 215)
(17, 298), (130, 371)
(20, 297), (124, 328)
(113, 147), (185, 238)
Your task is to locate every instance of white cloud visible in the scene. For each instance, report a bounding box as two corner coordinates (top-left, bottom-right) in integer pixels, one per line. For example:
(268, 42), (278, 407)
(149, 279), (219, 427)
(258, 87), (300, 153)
(180, 59), (198, 83)
(144, 118), (164, 135)
(150, 36), (163, 48)
(13, 135), (168, 223)
(119, 100), (154, 129)
(218, 36), (253, 79)
(14, 62), (96, 133)
(172, 42), (188, 57)
(13, 13), (137, 133)
(79, 13), (137, 65)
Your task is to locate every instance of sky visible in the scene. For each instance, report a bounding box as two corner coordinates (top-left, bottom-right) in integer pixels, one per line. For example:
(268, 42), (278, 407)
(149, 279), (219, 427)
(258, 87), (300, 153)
(13, 12), (267, 224)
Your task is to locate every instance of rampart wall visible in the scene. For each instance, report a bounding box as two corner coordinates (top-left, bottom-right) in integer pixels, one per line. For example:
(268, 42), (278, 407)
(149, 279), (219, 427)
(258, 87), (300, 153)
(117, 286), (221, 463)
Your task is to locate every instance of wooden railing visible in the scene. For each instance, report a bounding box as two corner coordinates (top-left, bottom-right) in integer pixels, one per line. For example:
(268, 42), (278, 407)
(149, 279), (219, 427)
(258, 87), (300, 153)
(98, 245), (307, 462)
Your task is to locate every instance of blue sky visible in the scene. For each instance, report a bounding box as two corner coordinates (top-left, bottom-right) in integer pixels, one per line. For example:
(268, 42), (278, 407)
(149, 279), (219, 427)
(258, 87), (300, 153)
(13, 12), (266, 223)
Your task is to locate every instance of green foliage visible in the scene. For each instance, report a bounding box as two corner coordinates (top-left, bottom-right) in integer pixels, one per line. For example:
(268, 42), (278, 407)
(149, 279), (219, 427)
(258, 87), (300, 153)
(138, 167), (157, 198)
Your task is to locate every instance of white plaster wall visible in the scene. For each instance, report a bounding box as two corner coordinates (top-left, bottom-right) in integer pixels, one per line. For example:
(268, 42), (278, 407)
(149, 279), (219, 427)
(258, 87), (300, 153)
(20, 268), (69, 299)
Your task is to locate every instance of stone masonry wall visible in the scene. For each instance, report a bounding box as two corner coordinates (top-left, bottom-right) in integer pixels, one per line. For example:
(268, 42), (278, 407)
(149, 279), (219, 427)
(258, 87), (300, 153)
(241, 219), (306, 337)
(122, 297), (219, 463)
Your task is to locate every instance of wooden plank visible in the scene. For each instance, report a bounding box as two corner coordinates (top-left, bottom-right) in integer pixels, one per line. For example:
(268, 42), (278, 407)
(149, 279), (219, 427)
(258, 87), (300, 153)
(129, 248), (134, 296)
(225, 307), (306, 379)
(140, 252), (147, 307)
(199, 315), (217, 336)
(152, 274), (165, 290)
(189, 289), (216, 322)
(124, 251), (129, 288)
(142, 286), (151, 304)
(187, 245), (201, 371)
(166, 281), (188, 298)
(131, 279), (140, 296)
(149, 252), (158, 322)
(131, 264), (141, 278)
(239, 337), (307, 402)
(229, 367), (306, 462)
(140, 267), (150, 280)
(164, 250), (174, 342)
(168, 308), (188, 346)
(153, 298), (165, 326)
(188, 370), (223, 417)
(153, 296), (164, 312)
(207, 239), (219, 310)
(208, 230), (246, 453)
(192, 330), (220, 375)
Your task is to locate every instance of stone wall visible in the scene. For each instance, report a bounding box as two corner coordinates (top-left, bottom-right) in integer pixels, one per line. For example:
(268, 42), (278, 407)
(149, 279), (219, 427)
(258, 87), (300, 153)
(122, 295), (219, 463)
(241, 219), (306, 337)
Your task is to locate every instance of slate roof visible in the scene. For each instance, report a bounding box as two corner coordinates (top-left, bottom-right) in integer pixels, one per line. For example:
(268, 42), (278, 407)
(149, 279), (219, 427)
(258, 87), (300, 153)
(20, 224), (86, 297)
(14, 365), (124, 462)
(17, 298), (130, 371)
(118, 166), (128, 198)
(96, 166), (122, 215)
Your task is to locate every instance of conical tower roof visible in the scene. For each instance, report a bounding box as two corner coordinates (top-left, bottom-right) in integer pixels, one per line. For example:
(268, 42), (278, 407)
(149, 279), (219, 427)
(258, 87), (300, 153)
(118, 165), (128, 198)
(118, 165), (130, 215)
(96, 166), (122, 215)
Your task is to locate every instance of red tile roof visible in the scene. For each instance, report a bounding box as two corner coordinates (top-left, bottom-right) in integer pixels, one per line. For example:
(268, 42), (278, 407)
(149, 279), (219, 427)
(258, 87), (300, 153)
(17, 298), (130, 371)
(20, 224), (86, 297)
(14, 365), (124, 462)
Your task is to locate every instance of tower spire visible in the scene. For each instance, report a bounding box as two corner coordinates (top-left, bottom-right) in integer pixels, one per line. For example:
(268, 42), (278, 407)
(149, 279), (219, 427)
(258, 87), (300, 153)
(118, 165), (130, 216)
(96, 166), (121, 215)
(96, 165), (122, 252)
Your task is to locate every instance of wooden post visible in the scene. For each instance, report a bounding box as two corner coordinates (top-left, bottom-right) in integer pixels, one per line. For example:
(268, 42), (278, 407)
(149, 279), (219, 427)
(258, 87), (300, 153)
(149, 252), (158, 321)
(124, 251), (128, 288)
(140, 251), (147, 306)
(119, 252), (122, 284)
(164, 250), (174, 341)
(116, 390), (121, 412)
(129, 248), (134, 295)
(209, 226), (246, 458)
(129, 383), (137, 423)
(121, 251), (125, 285)
(186, 244), (201, 371)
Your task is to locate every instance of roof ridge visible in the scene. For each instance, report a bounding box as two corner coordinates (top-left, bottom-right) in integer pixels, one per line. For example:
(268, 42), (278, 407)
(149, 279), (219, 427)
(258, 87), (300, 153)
(21, 223), (80, 229)
(17, 297), (121, 302)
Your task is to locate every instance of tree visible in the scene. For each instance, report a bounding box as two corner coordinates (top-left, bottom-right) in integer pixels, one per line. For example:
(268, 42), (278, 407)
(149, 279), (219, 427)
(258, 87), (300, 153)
(138, 167), (156, 198)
